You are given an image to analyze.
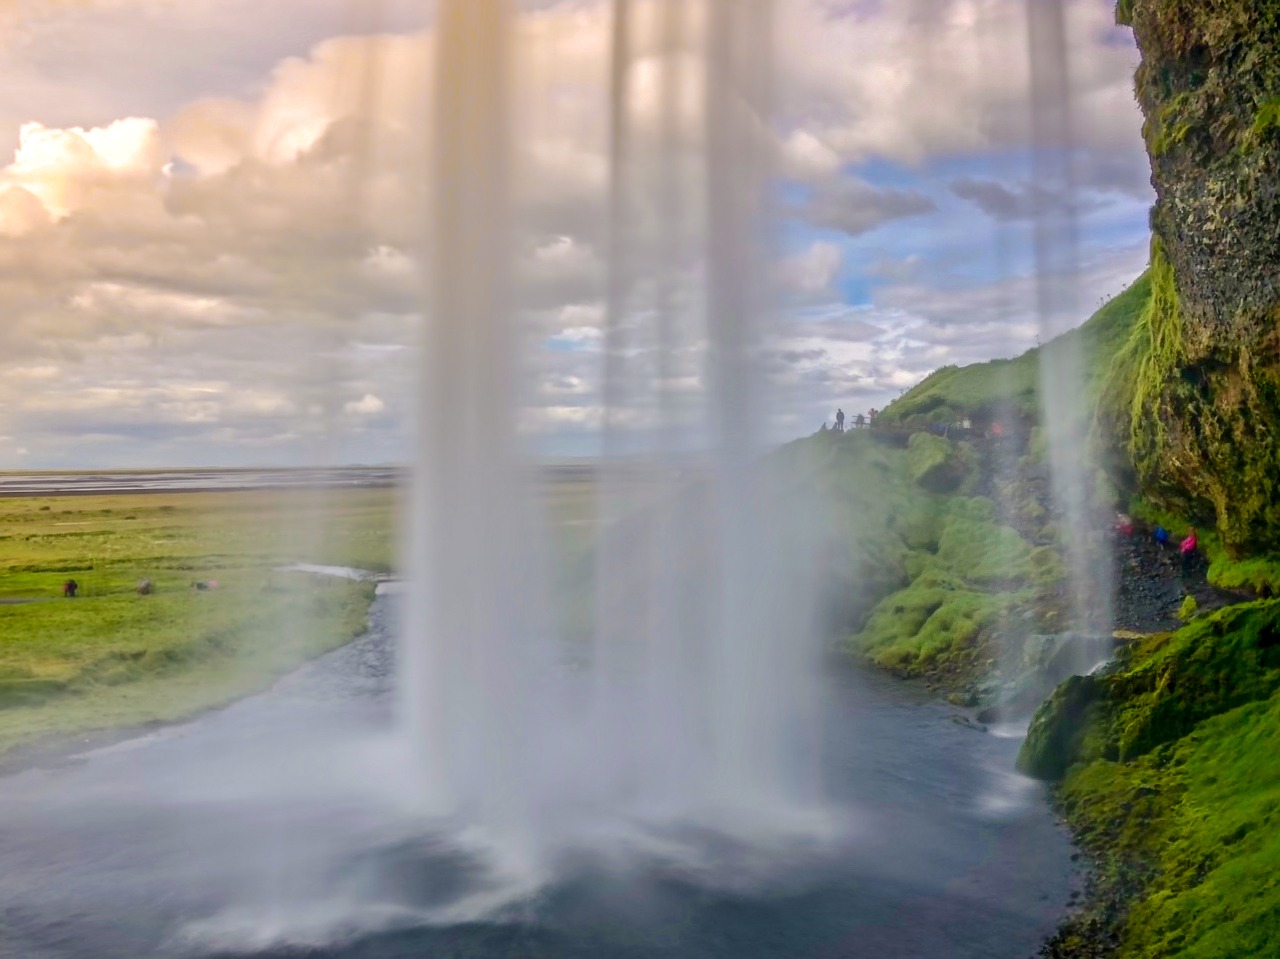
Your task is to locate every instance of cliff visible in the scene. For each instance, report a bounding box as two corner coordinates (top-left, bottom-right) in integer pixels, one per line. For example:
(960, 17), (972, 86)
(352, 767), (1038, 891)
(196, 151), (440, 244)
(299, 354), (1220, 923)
(1108, 0), (1280, 555)
(877, 6), (1280, 955)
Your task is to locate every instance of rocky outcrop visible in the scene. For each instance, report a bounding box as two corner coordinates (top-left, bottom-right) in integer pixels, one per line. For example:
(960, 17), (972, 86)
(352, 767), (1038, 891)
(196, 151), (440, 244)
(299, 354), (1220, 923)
(1114, 2), (1280, 554)
(1017, 674), (1103, 781)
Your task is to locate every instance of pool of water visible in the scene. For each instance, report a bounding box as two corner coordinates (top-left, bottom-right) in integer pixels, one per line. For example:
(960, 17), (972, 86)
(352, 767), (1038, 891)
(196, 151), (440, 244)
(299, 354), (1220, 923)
(0, 596), (1077, 959)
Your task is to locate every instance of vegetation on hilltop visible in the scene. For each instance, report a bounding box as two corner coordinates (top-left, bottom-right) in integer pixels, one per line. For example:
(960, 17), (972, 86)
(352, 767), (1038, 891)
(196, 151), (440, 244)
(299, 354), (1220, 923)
(878, 273), (1152, 430)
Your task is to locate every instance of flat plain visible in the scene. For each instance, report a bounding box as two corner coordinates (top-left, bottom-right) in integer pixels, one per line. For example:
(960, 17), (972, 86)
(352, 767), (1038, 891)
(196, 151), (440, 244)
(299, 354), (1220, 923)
(0, 486), (395, 759)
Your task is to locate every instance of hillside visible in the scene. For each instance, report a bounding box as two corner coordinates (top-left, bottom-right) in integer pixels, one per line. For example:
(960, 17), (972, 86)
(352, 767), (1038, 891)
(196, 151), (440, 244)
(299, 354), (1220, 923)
(868, 5), (1280, 957)
(877, 274), (1152, 430)
(924, 4), (1280, 957)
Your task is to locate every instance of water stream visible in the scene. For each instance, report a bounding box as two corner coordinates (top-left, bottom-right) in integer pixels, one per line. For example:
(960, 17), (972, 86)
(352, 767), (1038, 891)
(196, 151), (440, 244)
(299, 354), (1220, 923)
(0, 591), (1076, 959)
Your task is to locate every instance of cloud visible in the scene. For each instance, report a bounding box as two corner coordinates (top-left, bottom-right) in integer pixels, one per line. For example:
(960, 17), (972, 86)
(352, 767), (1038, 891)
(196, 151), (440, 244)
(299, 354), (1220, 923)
(779, 241), (843, 295)
(950, 161), (1152, 221)
(0, 0), (1153, 465)
(344, 393), (386, 416)
(802, 179), (936, 236)
(948, 177), (1093, 221)
(776, 0), (1143, 167)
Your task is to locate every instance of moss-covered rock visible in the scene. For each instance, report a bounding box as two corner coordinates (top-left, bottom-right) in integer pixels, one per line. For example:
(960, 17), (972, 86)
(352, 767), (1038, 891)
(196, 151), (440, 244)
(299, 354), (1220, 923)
(1110, 2), (1280, 555)
(1044, 613), (1280, 958)
(1020, 599), (1280, 783)
(905, 433), (977, 493)
(1018, 674), (1104, 780)
(1106, 600), (1280, 760)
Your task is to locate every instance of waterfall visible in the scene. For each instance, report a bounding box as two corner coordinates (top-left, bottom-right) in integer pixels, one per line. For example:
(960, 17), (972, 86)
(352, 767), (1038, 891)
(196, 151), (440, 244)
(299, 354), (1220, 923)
(402, 0), (826, 855)
(1027, 0), (1114, 656)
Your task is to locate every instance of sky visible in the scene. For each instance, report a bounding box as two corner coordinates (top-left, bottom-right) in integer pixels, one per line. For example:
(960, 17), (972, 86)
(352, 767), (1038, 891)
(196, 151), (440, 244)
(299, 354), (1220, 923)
(0, 0), (1152, 468)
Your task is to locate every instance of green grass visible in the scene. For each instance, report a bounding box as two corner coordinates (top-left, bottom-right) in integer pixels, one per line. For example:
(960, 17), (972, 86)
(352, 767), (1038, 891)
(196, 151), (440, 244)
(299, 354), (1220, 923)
(799, 432), (1055, 679)
(0, 578), (376, 756)
(0, 476), (620, 759)
(1025, 599), (1280, 956)
(878, 273), (1152, 429)
(0, 487), (397, 757)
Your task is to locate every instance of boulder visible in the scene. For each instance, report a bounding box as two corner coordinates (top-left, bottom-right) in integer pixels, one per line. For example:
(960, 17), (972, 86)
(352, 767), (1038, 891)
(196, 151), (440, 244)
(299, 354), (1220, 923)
(1017, 674), (1102, 781)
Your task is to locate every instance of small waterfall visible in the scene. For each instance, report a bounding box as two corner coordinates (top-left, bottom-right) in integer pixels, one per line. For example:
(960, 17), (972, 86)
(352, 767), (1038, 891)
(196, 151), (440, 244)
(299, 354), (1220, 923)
(402, 0), (826, 857)
(1027, 0), (1114, 661)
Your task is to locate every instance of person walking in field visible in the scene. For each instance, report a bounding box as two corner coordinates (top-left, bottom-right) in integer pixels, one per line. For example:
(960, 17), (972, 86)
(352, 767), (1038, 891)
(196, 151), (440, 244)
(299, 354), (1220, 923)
(62, 579), (78, 598)
(1180, 526), (1198, 577)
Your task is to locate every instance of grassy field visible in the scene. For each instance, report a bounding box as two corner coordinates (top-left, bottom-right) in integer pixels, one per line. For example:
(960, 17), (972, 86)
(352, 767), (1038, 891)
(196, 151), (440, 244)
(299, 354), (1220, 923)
(0, 474), (633, 761)
(0, 486), (397, 758)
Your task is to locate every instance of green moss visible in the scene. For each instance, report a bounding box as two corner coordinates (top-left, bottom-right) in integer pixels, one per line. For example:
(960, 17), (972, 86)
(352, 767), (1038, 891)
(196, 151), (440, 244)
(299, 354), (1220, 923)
(883, 273), (1152, 431)
(1109, 602), (1280, 760)
(905, 433), (977, 493)
(1148, 92), (1200, 158)
(854, 576), (1015, 672)
(848, 490), (1043, 676)
(1018, 674), (1104, 780)
(1055, 689), (1280, 958)
(1021, 600), (1280, 779)
(1253, 96), (1280, 133)
(777, 430), (1056, 681)
(1177, 594), (1198, 621)
(1092, 241), (1183, 496)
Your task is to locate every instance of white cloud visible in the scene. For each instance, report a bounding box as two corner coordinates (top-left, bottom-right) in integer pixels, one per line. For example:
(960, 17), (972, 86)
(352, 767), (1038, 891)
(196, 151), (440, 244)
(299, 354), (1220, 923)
(779, 241), (844, 295)
(0, 0), (1151, 464)
(344, 393), (386, 416)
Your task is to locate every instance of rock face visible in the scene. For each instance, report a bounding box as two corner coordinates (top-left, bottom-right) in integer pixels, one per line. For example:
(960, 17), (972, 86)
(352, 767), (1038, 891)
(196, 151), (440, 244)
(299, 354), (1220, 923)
(1118, 2), (1280, 553)
(1017, 599), (1280, 781)
(1017, 674), (1102, 781)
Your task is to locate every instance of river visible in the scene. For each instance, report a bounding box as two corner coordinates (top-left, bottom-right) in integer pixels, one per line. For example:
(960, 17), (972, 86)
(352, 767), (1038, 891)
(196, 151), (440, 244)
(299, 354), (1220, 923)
(0, 592), (1077, 959)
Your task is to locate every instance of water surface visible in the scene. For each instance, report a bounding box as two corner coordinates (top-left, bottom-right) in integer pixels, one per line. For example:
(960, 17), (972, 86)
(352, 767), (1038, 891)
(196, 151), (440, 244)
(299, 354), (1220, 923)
(0, 595), (1076, 959)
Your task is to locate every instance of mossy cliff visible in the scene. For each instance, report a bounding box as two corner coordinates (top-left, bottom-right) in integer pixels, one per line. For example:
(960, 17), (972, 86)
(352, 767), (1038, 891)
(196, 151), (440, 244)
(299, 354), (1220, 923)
(1021, 603), (1280, 958)
(1106, 0), (1280, 555)
(1015, 10), (1280, 954)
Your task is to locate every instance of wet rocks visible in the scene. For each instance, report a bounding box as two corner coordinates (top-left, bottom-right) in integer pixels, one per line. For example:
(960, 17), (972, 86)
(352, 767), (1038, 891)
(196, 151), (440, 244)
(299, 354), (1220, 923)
(1016, 675), (1103, 781)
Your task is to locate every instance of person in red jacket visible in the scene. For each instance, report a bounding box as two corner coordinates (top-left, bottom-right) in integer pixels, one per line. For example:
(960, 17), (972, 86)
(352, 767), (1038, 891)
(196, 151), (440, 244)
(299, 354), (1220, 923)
(1180, 526), (1198, 577)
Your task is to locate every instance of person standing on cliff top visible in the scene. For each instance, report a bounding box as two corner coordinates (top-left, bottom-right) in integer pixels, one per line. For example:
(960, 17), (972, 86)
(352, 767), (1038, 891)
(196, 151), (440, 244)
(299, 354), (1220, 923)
(835, 408), (845, 433)
(1180, 526), (1198, 577)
